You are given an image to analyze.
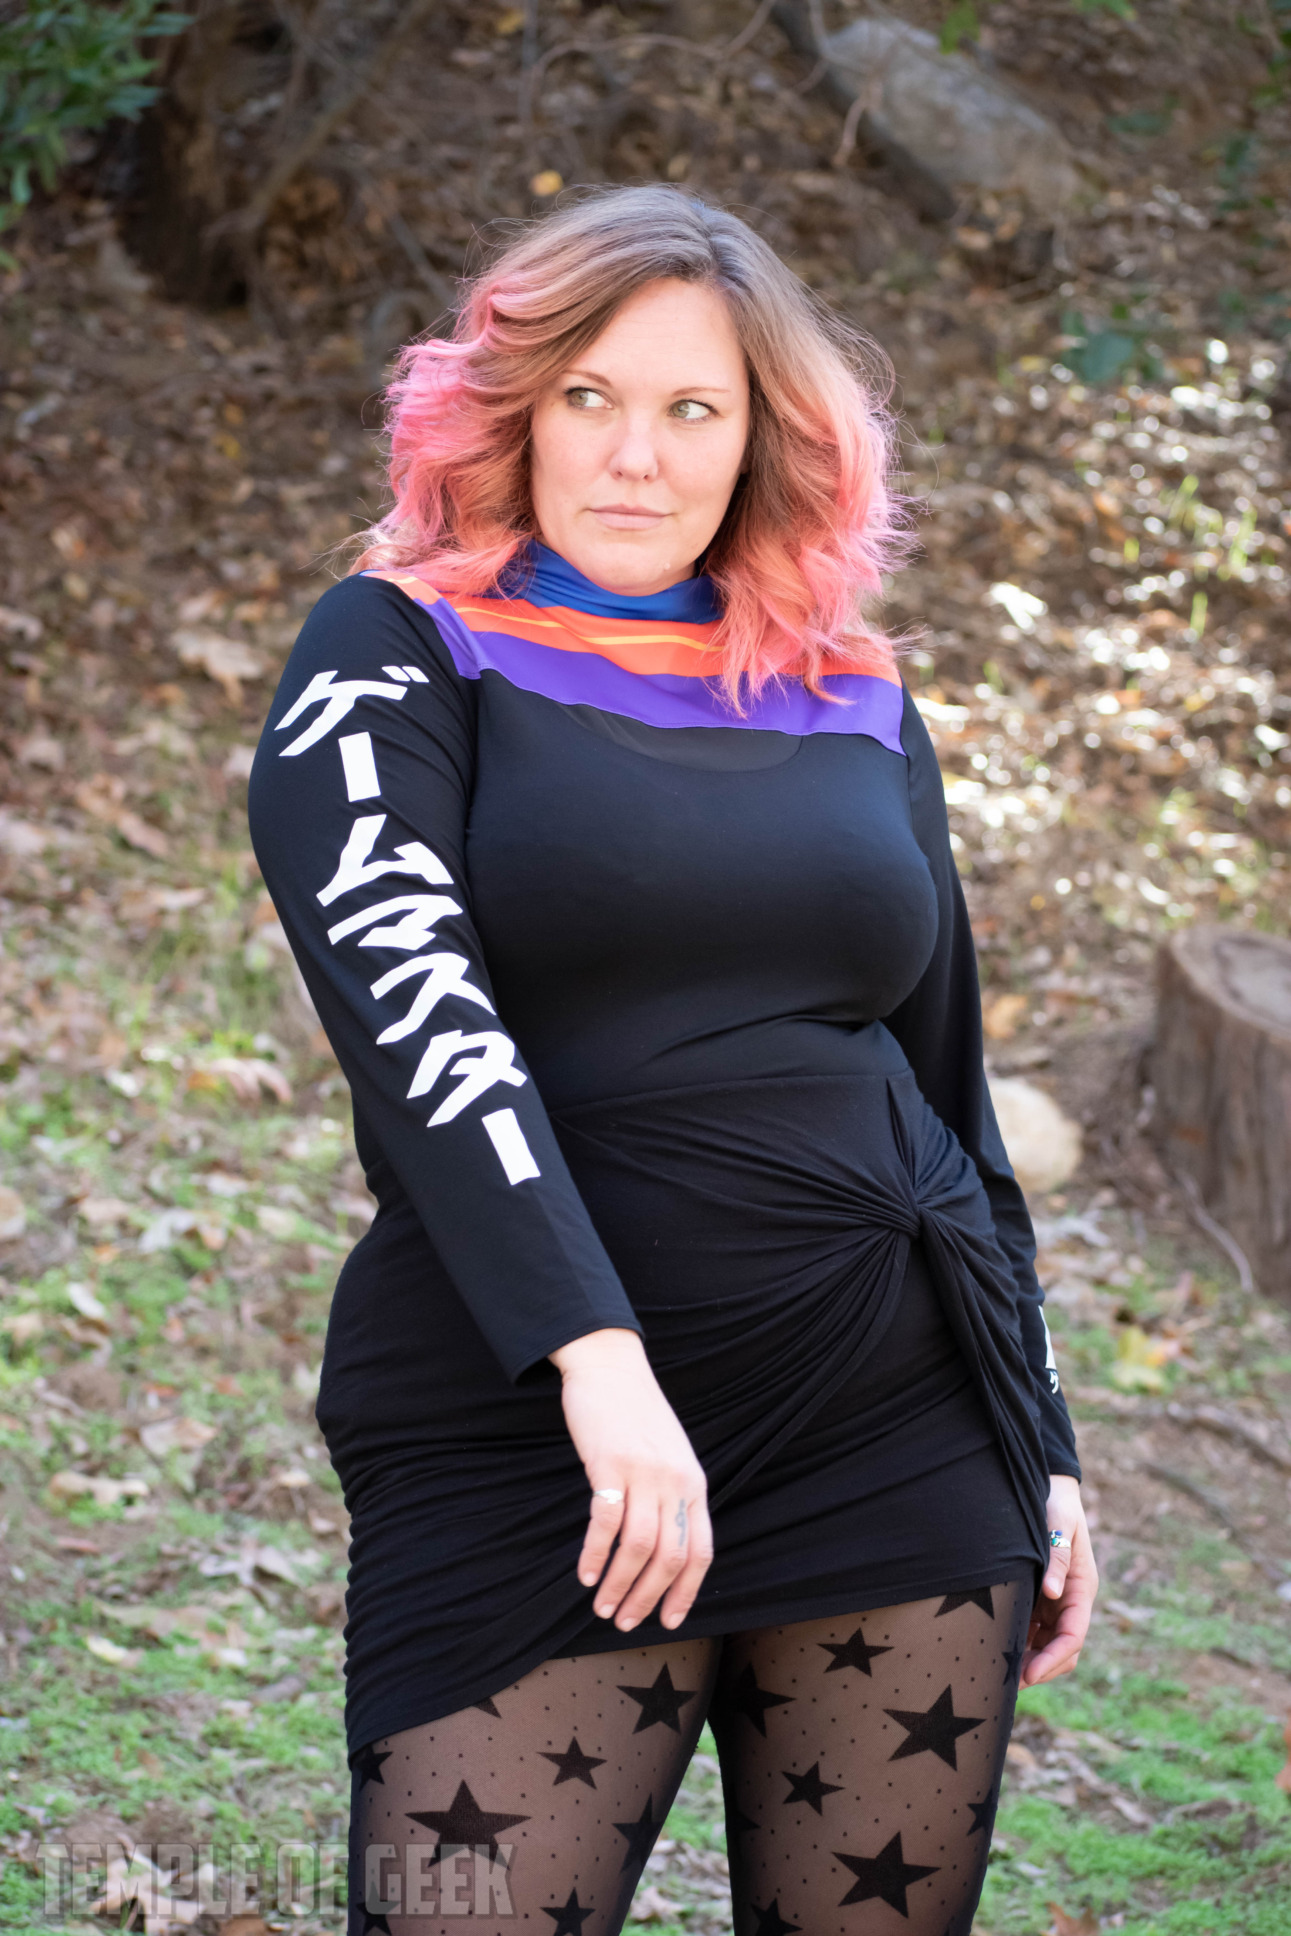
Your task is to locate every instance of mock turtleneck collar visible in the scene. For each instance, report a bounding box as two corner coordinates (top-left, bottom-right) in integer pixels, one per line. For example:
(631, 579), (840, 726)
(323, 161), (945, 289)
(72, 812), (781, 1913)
(492, 541), (722, 624)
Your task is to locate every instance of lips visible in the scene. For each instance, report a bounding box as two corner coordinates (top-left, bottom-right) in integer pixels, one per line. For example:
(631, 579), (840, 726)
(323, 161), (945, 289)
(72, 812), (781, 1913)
(590, 505), (668, 529)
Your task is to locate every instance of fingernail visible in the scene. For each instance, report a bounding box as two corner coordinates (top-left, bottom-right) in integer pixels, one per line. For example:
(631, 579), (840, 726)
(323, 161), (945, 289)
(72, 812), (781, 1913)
(580, 1573), (597, 1587)
(663, 1612), (681, 1629)
(617, 1616), (637, 1631)
(596, 1603), (613, 1619)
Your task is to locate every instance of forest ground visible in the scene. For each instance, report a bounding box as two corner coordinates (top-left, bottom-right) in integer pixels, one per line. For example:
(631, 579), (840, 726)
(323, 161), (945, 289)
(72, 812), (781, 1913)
(1, 2), (1291, 1931)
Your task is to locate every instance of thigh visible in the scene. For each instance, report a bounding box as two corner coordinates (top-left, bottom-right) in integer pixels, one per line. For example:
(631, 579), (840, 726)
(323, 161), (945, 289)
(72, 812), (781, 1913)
(349, 1635), (720, 1936)
(709, 1580), (1031, 1936)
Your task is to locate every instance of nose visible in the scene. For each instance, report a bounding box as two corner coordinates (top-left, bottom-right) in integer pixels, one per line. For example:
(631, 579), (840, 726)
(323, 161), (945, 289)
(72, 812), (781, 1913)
(608, 418), (660, 482)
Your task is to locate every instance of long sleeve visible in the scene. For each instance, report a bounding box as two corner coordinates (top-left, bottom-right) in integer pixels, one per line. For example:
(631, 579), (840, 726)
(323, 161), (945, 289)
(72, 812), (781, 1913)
(884, 687), (1081, 1480)
(247, 573), (643, 1383)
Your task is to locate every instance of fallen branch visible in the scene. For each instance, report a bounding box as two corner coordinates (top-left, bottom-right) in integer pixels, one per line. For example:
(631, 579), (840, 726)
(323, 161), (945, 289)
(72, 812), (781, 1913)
(1142, 1462), (1285, 1587)
(769, 1), (955, 218)
(1074, 1389), (1291, 1472)
(1165, 1402), (1291, 1472)
(211, 0), (439, 242)
(1176, 1170), (1255, 1295)
(520, 0), (778, 125)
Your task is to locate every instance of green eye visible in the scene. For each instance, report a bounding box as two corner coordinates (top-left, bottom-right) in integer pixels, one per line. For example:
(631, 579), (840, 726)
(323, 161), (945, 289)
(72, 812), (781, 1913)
(673, 399), (712, 421)
(567, 387), (609, 409)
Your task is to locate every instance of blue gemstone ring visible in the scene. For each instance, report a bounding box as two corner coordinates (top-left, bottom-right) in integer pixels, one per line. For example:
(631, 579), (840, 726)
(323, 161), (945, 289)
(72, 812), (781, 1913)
(1049, 1529), (1072, 1550)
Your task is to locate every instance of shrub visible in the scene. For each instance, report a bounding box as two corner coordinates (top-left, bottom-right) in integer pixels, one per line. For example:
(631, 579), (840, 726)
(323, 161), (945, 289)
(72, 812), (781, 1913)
(0, 0), (188, 248)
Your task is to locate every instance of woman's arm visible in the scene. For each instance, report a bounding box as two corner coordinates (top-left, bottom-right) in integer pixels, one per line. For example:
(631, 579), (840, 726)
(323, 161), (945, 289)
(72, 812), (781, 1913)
(249, 574), (712, 1625)
(249, 574), (641, 1377)
(882, 687), (1082, 1480)
(882, 690), (1095, 1672)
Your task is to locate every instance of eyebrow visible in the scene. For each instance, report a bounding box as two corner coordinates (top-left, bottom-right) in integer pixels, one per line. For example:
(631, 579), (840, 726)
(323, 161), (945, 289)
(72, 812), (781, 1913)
(562, 368), (735, 396)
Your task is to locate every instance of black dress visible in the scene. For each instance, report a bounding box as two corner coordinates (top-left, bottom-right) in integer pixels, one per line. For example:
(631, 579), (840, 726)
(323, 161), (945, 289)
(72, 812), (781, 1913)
(247, 545), (1079, 1760)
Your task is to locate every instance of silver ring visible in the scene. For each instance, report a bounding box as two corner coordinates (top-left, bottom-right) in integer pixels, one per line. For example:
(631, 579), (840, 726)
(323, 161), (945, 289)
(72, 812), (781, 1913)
(592, 1487), (625, 1505)
(1049, 1531), (1072, 1550)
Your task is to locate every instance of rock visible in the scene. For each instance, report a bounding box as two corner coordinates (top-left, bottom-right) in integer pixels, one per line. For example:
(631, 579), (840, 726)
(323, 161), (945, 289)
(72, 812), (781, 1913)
(819, 15), (1081, 214)
(989, 1077), (1083, 1196)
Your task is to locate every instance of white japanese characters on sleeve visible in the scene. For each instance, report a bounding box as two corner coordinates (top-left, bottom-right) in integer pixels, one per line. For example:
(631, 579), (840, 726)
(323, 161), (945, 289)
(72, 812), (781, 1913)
(276, 665), (541, 1185)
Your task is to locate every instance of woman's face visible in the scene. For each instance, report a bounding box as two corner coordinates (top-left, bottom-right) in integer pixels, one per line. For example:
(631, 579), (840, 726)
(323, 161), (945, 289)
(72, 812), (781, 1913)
(529, 277), (750, 598)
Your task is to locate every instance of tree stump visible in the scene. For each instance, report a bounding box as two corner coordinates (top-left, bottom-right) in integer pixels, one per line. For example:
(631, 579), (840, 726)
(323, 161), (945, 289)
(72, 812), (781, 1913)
(1154, 926), (1291, 1300)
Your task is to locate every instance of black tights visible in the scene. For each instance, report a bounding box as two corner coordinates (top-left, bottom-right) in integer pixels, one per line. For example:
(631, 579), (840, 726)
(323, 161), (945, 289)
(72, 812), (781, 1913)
(349, 1578), (1030, 1936)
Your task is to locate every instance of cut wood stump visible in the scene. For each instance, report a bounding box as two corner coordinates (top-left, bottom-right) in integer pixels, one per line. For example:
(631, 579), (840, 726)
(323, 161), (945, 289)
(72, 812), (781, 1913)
(1154, 926), (1291, 1300)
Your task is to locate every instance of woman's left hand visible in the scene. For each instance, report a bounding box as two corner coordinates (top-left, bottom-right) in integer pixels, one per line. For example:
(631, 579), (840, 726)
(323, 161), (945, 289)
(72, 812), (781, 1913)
(1021, 1473), (1099, 1687)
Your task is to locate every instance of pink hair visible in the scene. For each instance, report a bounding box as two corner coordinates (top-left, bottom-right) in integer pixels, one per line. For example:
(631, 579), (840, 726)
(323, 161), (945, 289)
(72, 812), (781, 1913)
(352, 185), (910, 699)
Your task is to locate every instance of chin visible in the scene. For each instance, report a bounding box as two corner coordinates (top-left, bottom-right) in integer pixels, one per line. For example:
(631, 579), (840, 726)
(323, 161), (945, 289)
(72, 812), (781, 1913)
(578, 534), (689, 595)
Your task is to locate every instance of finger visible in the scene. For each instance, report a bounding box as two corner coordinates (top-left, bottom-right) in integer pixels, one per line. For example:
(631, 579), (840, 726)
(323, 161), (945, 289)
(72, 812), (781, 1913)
(661, 1498), (714, 1629)
(593, 1495), (661, 1620)
(1041, 1549), (1072, 1599)
(1042, 1528), (1075, 1598)
(1021, 1603), (1086, 1684)
(614, 1490), (696, 1629)
(1023, 1635), (1082, 1685)
(577, 1488), (626, 1589)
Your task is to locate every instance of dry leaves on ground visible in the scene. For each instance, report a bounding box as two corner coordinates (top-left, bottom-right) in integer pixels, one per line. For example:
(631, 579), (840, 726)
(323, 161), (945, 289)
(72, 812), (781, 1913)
(188, 1057), (292, 1104)
(138, 1416), (218, 1459)
(1047, 1906), (1101, 1936)
(172, 628), (267, 706)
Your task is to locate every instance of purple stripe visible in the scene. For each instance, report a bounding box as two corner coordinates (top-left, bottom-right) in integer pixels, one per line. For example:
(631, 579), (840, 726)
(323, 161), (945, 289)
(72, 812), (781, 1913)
(417, 594), (907, 753)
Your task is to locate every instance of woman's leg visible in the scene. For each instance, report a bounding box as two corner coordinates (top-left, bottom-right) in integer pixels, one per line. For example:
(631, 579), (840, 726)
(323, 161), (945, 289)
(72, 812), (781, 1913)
(348, 1634), (720, 1935)
(710, 1579), (1032, 1936)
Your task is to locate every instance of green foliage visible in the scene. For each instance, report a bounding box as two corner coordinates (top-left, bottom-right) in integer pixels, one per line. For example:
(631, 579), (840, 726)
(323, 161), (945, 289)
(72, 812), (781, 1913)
(1215, 130), (1260, 210)
(0, 0), (188, 239)
(1107, 94), (1178, 140)
(1059, 304), (1166, 386)
(942, 0), (1135, 49)
(939, 1), (980, 54)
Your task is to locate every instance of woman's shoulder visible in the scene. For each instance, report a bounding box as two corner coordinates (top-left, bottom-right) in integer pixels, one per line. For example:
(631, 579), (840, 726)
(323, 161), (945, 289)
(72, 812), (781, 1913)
(291, 567), (466, 663)
(267, 568), (483, 731)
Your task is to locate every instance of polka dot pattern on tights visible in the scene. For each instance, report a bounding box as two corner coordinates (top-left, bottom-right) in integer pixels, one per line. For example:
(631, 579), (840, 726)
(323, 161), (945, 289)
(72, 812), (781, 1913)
(348, 1580), (1031, 1936)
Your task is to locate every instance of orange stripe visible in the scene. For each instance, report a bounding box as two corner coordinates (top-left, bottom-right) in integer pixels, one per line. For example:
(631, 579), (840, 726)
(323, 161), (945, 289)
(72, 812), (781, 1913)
(373, 569), (900, 685)
(455, 599), (722, 677)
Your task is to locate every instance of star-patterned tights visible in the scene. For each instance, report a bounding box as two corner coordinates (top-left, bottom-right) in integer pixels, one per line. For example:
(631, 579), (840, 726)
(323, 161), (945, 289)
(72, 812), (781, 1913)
(349, 1577), (1030, 1936)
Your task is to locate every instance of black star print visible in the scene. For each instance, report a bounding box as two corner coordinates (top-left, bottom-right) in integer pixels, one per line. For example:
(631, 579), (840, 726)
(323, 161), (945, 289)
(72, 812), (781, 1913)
(819, 1625), (893, 1678)
(1002, 1638), (1024, 1688)
(728, 1808), (759, 1841)
(968, 1786), (999, 1836)
(751, 1899), (801, 1935)
(936, 1586), (995, 1618)
(885, 1685), (985, 1771)
(834, 1832), (939, 1915)
(352, 1743), (391, 1787)
(543, 1887), (594, 1935)
(354, 1908), (390, 1936)
(725, 1662), (794, 1735)
(613, 1795), (658, 1872)
(618, 1663), (699, 1734)
(539, 1736), (606, 1789)
(471, 1695), (501, 1716)
(781, 1761), (844, 1814)
(406, 1780), (530, 1862)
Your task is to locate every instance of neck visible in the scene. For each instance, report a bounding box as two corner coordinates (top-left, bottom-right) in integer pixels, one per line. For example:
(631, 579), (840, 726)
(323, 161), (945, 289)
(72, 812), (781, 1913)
(496, 541), (722, 625)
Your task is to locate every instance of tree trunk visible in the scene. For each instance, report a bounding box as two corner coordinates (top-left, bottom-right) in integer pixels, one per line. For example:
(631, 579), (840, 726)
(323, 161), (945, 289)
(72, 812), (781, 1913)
(1154, 926), (1291, 1299)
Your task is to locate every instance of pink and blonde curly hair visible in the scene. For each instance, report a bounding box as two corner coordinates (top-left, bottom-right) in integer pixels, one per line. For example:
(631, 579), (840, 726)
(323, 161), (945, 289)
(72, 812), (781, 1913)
(353, 184), (908, 697)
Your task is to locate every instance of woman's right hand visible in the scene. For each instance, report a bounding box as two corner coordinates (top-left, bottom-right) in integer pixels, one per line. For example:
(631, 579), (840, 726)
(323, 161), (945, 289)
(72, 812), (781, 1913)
(550, 1327), (713, 1634)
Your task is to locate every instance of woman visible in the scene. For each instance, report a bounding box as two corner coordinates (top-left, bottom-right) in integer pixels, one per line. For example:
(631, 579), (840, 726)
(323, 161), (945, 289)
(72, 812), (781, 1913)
(249, 185), (1096, 1936)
